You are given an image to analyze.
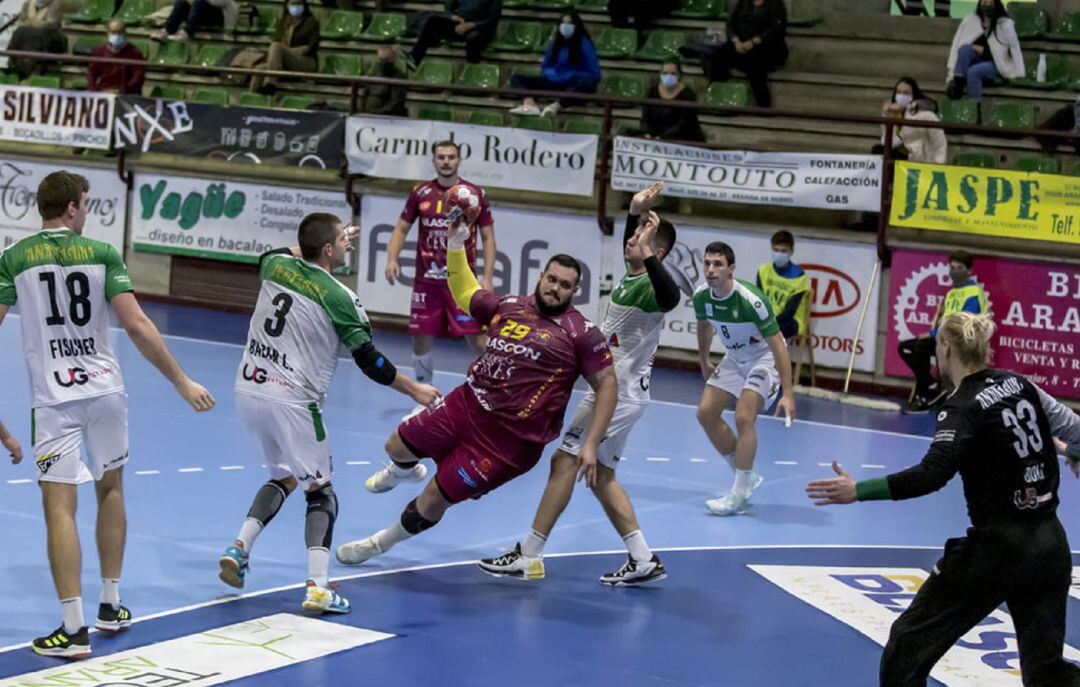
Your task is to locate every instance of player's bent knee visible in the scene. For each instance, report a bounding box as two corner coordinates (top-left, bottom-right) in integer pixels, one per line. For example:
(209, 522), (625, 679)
(551, 450), (580, 475)
(400, 497), (439, 535)
(696, 403), (717, 426)
(385, 431), (418, 463)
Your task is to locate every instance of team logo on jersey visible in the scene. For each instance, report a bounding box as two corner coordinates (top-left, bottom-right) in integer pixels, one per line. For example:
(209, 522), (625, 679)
(53, 368), (89, 388)
(609, 333), (621, 348)
(749, 336), (760, 344)
(937, 411), (947, 421)
(36, 453), (61, 474)
(241, 364), (268, 384)
(419, 201), (431, 212)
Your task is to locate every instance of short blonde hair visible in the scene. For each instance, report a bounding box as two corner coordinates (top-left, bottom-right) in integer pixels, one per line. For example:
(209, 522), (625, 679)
(938, 312), (995, 367)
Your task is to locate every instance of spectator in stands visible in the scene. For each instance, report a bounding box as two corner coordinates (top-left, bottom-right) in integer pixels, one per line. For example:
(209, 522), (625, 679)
(1035, 94), (1080, 153)
(639, 60), (705, 142)
(508, 13), (600, 117)
(897, 249), (987, 413)
(700, 0), (788, 108)
(363, 45), (407, 116)
(249, 0), (320, 95)
(152, 0), (237, 41)
(945, 0), (1023, 101)
(8, 0), (66, 79)
(609, 0), (676, 40)
(404, 0), (502, 67)
(87, 20), (146, 94)
(755, 230), (808, 340)
(872, 77), (947, 163)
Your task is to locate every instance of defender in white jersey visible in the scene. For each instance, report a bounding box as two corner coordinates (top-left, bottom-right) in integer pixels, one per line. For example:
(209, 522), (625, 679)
(478, 183), (680, 586)
(0, 171), (214, 659)
(694, 240), (795, 517)
(218, 213), (439, 614)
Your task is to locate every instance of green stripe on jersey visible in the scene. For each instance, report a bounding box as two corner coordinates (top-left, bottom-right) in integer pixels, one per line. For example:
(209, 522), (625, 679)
(0, 230), (132, 304)
(611, 271), (660, 313)
(261, 254), (372, 349)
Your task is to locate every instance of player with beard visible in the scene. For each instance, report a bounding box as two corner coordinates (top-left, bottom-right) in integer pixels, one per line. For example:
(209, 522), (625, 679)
(336, 214), (616, 566)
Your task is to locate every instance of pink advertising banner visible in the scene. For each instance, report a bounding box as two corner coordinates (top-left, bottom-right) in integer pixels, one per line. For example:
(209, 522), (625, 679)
(885, 248), (1080, 399)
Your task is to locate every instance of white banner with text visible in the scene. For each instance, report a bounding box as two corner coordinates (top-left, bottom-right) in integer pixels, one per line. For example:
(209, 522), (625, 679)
(0, 86), (115, 149)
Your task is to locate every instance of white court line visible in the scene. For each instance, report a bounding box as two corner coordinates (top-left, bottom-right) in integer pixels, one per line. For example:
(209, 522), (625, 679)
(861, 464), (886, 469)
(5, 479), (31, 484)
(689, 458), (708, 463)
(817, 462), (833, 467)
(346, 460), (371, 465)
(774, 461), (799, 466)
(219, 466), (245, 471)
(134, 469), (160, 475)
(177, 467), (204, 473)
(645, 457), (670, 462)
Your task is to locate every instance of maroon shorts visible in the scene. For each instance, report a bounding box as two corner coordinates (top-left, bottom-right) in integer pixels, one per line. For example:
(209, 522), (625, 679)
(397, 385), (545, 503)
(409, 279), (483, 338)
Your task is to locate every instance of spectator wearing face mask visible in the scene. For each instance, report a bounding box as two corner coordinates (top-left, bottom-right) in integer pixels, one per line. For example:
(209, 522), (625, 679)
(8, 0), (66, 79)
(640, 60), (705, 142)
(249, 0), (320, 95)
(871, 77), (946, 164)
(946, 0), (1023, 101)
(702, 0), (788, 108)
(508, 13), (600, 117)
(755, 230), (807, 341)
(363, 45), (408, 116)
(87, 20), (146, 94)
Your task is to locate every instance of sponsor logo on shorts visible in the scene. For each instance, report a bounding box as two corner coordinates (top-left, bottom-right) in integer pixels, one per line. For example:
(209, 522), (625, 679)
(469, 459), (491, 483)
(52, 367), (89, 388)
(457, 467), (477, 489)
(36, 453), (61, 474)
(242, 364), (268, 384)
(454, 314), (474, 323)
(104, 452), (128, 469)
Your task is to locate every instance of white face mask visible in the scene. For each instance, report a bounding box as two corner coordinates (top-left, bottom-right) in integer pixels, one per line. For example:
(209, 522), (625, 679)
(894, 93), (912, 107)
(107, 33), (125, 48)
(559, 23), (575, 39)
(288, 4), (303, 16)
(659, 74), (678, 88)
(773, 251), (791, 268)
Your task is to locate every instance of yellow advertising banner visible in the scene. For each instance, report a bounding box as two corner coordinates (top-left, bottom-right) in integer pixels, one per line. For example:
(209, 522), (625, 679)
(889, 161), (1080, 245)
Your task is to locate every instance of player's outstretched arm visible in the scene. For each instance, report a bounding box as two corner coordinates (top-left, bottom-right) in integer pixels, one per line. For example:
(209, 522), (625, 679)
(578, 366), (618, 488)
(350, 342), (441, 407)
(111, 293), (215, 412)
(446, 220), (484, 312)
(765, 331), (795, 422)
(0, 418), (22, 464)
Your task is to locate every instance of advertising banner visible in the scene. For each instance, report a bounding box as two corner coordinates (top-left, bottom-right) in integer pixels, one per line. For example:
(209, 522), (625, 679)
(356, 194), (606, 321)
(0, 86), (114, 148)
(114, 97), (345, 169)
(130, 173), (351, 263)
(346, 116), (598, 196)
(890, 161), (1080, 245)
(0, 159), (127, 253)
(885, 248), (1080, 398)
(611, 137), (882, 212)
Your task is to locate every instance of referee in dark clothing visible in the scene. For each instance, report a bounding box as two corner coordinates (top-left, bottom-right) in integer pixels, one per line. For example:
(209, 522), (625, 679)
(807, 311), (1080, 687)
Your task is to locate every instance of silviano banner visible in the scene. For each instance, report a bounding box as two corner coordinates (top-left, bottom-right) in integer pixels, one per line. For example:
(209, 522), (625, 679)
(0, 85), (114, 148)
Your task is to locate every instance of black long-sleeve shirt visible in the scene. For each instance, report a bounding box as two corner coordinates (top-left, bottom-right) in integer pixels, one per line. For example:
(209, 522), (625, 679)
(729, 0), (787, 45)
(624, 212), (681, 313)
(445, 0), (502, 31)
(857, 369), (1080, 527)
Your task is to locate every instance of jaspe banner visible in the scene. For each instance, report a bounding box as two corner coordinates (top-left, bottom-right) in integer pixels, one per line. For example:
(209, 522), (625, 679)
(114, 97), (345, 169)
(890, 160), (1080, 245)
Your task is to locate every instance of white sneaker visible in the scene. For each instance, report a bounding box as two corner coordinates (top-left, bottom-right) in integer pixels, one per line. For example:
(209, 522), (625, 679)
(509, 103), (541, 116)
(541, 102), (562, 117)
(706, 492), (750, 516)
(599, 555), (667, 587)
(150, 29), (167, 40)
(365, 462), (428, 494)
(167, 29), (190, 41)
(301, 581), (351, 614)
(336, 537), (383, 566)
(747, 471), (765, 497)
(400, 404), (426, 422)
(476, 543), (545, 580)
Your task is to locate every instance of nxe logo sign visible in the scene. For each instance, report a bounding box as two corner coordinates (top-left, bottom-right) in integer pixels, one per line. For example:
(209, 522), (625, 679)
(114, 99), (194, 152)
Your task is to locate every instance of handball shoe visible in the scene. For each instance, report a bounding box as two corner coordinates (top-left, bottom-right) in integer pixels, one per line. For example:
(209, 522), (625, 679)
(600, 555), (667, 587)
(706, 492), (752, 516)
(336, 537), (383, 566)
(95, 604), (132, 632)
(32, 626), (90, 659)
(477, 543), (545, 580)
(365, 462), (428, 494)
(218, 545), (249, 589)
(301, 581), (351, 614)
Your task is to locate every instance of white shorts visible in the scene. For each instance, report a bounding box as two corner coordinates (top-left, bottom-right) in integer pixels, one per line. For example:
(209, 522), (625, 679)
(236, 393), (333, 487)
(559, 394), (647, 470)
(707, 356), (781, 410)
(33, 392), (129, 485)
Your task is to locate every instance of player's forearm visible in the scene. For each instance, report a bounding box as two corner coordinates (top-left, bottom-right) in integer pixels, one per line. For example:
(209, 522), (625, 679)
(127, 317), (189, 387)
(696, 324), (713, 366)
(387, 224), (409, 263)
(1035, 385), (1080, 449)
(584, 374), (618, 450)
(447, 248), (481, 313)
(0, 419), (12, 442)
(769, 334), (794, 396)
(389, 371), (420, 398)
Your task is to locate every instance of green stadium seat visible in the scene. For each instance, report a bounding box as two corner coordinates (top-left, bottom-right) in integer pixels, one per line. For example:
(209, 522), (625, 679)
(562, 116), (603, 135)
(672, 0), (725, 20)
(321, 54), (362, 76)
(1014, 156), (1060, 175)
(457, 63), (500, 89)
(951, 152), (996, 169)
(279, 95), (317, 109)
(531, 0), (573, 9)
(357, 13), (406, 42)
(1049, 11), (1080, 42)
(418, 107), (454, 121)
(490, 21), (544, 53)
(322, 10), (365, 40)
(72, 35), (101, 55)
(129, 39), (153, 61)
(412, 58), (455, 85)
(153, 41), (190, 66)
(115, 0), (155, 26)
(1010, 55), (1070, 89)
(987, 102), (1036, 130)
(0, 73), (19, 85)
(1071, 162), (1080, 177)
(66, 76), (88, 90)
(937, 98), (978, 125)
(26, 75), (61, 89)
(1010, 5), (1049, 39)
(601, 73), (646, 99)
(467, 110), (506, 126)
(192, 88), (228, 105)
(149, 84), (185, 99)
(704, 81), (750, 107)
(238, 91), (272, 107)
(575, 0), (609, 11)
(69, 0), (114, 23)
(634, 31), (686, 62)
(594, 28), (637, 59)
(514, 116), (555, 131)
(192, 44), (229, 68)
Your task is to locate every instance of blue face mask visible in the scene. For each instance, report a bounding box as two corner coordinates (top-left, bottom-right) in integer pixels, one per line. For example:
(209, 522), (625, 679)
(773, 251), (791, 268)
(559, 23), (575, 39)
(107, 33), (125, 48)
(288, 4), (303, 16)
(659, 73), (678, 88)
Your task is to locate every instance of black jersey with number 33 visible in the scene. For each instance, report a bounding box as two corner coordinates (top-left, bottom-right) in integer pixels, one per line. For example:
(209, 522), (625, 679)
(887, 369), (1076, 527)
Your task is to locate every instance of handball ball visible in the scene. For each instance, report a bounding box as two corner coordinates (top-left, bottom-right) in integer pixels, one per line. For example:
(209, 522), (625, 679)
(444, 185), (481, 225)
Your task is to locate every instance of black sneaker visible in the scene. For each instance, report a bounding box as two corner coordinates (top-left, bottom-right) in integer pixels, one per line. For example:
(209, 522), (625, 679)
(477, 543), (545, 580)
(599, 555), (667, 587)
(96, 603), (132, 632)
(31, 625), (91, 659)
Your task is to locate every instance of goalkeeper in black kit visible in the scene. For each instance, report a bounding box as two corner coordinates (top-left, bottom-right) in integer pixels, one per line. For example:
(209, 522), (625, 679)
(807, 312), (1080, 687)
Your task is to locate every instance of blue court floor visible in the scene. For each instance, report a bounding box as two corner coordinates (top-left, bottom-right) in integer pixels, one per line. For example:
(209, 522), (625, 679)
(0, 303), (1077, 687)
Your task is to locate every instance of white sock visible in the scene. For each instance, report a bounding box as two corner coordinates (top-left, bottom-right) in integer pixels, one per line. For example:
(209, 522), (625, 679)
(390, 462), (418, 478)
(622, 530), (651, 563)
(520, 530), (547, 558)
(307, 547), (330, 588)
(721, 453), (736, 471)
(236, 517), (263, 554)
(372, 521), (413, 553)
(732, 469), (754, 499)
(100, 578), (120, 610)
(412, 353), (434, 385)
(60, 597), (84, 634)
